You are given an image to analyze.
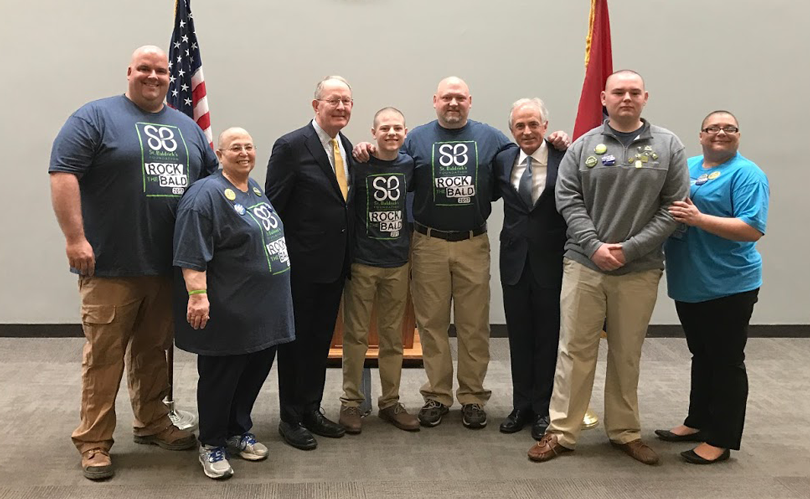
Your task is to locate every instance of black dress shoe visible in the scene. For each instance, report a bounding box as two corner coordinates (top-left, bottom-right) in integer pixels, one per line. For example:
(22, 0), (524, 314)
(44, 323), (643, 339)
(278, 421), (317, 450)
(303, 410), (346, 438)
(654, 429), (706, 442)
(531, 415), (550, 441)
(499, 409), (533, 434)
(681, 448), (730, 464)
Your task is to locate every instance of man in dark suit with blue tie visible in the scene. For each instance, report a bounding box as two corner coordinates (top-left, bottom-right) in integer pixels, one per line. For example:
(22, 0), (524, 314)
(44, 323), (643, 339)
(493, 98), (567, 440)
(265, 76), (355, 450)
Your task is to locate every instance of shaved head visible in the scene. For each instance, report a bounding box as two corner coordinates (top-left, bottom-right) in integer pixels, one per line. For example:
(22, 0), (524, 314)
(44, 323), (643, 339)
(433, 76), (472, 129)
(129, 45), (167, 66)
(218, 127), (252, 149)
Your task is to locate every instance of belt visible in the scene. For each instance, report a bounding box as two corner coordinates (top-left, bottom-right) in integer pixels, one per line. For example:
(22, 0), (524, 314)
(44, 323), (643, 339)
(414, 222), (486, 242)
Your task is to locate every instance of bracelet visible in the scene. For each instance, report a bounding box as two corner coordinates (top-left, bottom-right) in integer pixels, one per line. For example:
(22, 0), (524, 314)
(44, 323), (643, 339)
(188, 289), (207, 296)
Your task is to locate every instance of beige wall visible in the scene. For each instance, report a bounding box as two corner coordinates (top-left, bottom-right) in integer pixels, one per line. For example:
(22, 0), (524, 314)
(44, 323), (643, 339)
(1, 0), (807, 324)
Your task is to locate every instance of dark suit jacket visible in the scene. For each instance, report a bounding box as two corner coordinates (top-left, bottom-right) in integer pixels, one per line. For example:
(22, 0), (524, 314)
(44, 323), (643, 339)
(265, 122), (354, 283)
(493, 141), (567, 288)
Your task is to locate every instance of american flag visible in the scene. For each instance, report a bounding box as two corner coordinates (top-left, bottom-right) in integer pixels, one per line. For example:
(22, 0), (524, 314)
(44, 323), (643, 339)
(167, 0), (213, 148)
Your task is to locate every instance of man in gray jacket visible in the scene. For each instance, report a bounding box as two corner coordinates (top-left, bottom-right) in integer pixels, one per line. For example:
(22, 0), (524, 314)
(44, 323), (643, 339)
(528, 70), (688, 465)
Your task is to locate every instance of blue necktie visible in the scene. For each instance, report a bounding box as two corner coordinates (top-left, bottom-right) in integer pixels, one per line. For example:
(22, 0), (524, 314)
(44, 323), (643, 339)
(518, 156), (533, 208)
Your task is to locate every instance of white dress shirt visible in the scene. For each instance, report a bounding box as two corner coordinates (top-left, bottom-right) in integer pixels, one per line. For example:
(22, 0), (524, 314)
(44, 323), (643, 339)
(510, 141), (548, 204)
(311, 119), (351, 188)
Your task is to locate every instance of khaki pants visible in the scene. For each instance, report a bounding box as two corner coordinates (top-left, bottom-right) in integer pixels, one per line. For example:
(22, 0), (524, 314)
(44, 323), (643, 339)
(72, 276), (174, 454)
(411, 231), (492, 407)
(548, 259), (662, 448)
(341, 263), (409, 409)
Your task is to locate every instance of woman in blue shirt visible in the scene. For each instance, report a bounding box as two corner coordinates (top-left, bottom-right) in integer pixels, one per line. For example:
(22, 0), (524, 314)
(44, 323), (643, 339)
(656, 111), (769, 464)
(173, 128), (294, 479)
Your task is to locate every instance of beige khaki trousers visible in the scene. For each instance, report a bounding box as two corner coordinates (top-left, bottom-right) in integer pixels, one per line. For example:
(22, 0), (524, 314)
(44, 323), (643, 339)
(341, 263), (409, 409)
(548, 259), (662, 448)
(411, 231), (492, 407)
(72, 276), (174, 454)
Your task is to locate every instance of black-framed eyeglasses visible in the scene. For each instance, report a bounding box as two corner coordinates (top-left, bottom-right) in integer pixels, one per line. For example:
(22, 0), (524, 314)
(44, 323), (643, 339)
(318, 98), (354, 107)
(701, 125), (739, 134)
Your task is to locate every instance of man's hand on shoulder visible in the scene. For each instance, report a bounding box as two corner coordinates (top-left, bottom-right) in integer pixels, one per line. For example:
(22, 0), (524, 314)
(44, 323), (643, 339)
(591, 243), (624, 272)
(352, 142), (376, 163)
(66, 237), (95, 276)
(547, 131), (571, 151)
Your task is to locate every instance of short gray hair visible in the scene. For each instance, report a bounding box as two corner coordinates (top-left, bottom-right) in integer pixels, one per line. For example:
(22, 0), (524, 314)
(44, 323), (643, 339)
(314, 75), (352, 99)
(508, 98), (549, 129)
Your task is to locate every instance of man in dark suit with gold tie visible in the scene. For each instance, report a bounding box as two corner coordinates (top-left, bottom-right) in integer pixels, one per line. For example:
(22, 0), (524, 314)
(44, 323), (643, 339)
(265, 76), (355, 450)
(493, 98), (567, 440)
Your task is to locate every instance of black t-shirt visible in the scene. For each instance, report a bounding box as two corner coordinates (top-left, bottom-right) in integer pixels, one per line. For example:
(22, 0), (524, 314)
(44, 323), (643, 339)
(173, 171), (295, 356)
(404, 120), (513, 231)
(49, 95), (219, 276)
(607, 123), (645, 148)
(351, 153), (414, 267)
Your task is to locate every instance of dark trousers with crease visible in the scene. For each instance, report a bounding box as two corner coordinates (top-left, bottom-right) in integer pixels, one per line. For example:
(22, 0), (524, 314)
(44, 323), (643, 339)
(197, 346), (277, 448)
(675, 288), (759, 450)
(277, 273), (345, 424)
(502, 258), (561, 417)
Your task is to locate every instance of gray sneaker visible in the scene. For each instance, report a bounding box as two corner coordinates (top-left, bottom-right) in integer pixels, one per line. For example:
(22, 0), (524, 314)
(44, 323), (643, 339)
(461, 403), (488, 429)
(226, 432), (268, 461)
(417, 400), (449, 427)
(199, 445), (234, 480)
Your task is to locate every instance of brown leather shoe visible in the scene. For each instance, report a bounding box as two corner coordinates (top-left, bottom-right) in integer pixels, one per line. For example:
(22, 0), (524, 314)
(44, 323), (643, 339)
(339, 406), (362, 434)
(611, 439), (660, 465)
(379, 403), (420, 431)
(528, 434), (572, 462)
(81, 448), (114, 480)
(133, 424), (197, 450)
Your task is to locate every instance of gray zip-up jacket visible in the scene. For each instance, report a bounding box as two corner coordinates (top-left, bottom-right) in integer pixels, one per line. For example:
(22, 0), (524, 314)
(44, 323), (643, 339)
(555, 120), (689, 275)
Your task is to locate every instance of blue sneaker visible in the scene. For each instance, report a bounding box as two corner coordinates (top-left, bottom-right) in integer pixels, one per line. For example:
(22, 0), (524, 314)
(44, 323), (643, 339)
(226, 433), (269, 461)
(198, 445), (233, 479)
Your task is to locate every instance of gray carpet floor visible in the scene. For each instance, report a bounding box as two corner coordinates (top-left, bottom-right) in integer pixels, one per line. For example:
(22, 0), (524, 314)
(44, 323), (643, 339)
(1, 337), (808, 498)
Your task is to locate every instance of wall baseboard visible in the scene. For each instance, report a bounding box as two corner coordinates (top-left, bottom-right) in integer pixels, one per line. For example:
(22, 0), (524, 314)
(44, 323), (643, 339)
(2, 323), (808, 339)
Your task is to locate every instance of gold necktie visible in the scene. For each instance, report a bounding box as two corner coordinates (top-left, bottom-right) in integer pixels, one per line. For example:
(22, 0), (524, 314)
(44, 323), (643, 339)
(330, 138), (348, 200)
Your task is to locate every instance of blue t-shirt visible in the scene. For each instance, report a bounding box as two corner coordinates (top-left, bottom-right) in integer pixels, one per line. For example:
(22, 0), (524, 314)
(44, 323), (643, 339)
(404, 120), (513, 231)
(173, 172), (295, 356)
(352, 153), (414, 268)
(664, 153), (769, 302)
(49, 95), (219, 276)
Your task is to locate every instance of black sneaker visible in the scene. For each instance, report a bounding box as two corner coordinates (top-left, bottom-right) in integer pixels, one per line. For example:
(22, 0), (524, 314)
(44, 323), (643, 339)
(417, 400), (449, 427)
(461, 403), (487, 429)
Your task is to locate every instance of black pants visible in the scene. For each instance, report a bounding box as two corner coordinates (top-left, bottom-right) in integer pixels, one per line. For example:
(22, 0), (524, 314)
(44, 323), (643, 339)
(675, 288), (759, 450)
(197, 346), (277, 447)
(502, 259), (561, 416)
(277, 273), (345, 424)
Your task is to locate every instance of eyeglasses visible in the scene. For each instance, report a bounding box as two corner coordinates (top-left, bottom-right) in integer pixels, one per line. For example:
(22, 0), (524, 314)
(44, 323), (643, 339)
(319, 98), (354, 108)
(701, 125), (739, 134)
(222, 145), (255, 153)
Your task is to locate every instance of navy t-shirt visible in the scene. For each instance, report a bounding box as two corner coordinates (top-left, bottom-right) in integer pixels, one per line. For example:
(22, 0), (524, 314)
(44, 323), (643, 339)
(173, 171), (295, 356)
(352, 153), (414, 268)
(404, 119), (513, 231)
(49, 95), (219, 276)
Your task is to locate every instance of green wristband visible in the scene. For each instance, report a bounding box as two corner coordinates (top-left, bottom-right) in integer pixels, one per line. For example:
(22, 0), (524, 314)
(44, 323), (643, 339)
(188, 289), (207, 296)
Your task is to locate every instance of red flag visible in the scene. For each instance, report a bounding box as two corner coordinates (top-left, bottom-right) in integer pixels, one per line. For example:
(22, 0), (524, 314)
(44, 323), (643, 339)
(572, 0), (613, 141)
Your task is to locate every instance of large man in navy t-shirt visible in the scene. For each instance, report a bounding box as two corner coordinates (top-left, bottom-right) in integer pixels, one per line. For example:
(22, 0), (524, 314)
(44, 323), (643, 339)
(49, 46), (218, 480)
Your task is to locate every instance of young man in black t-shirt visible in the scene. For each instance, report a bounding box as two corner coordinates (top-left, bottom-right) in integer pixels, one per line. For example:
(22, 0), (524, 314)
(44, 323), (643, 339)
(338, 108), (419, 433)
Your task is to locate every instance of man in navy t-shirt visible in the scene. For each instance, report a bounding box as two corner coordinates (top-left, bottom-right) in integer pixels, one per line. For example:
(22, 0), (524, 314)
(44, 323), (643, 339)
(338, 108), (419, 434)
(49, 45), (218, 480)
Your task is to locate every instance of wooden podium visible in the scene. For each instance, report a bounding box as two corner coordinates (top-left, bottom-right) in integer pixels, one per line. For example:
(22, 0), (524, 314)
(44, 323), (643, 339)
(327, 291), (423, 367)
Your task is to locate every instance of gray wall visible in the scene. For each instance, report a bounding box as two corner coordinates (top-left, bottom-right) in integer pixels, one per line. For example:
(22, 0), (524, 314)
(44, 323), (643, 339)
(1, 0), (807, 325)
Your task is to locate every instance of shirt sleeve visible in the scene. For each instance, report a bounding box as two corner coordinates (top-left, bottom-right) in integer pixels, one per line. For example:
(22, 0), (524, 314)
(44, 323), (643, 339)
(555, 142), (602, 257)
(732, 168), (769, 234)
(173, 188), (215, 271)
(49, 112), (101, 178)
